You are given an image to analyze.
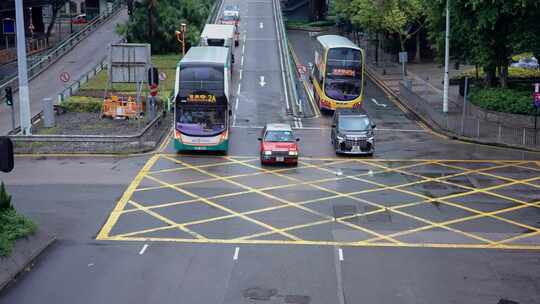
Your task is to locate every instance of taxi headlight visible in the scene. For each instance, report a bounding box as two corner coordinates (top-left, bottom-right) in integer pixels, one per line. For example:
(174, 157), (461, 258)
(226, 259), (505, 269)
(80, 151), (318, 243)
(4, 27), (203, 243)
(288, 151), (298, 156)
(263, 150), (272, 156)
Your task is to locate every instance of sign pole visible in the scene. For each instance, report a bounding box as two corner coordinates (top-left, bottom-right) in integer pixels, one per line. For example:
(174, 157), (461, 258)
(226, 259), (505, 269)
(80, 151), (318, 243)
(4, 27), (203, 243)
(534, 83), (540, 145)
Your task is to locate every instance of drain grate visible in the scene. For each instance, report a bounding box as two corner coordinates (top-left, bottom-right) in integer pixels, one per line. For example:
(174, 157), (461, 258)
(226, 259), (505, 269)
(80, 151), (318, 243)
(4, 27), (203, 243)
(285, 295), (311, 304)
(243, 287), (278, 301)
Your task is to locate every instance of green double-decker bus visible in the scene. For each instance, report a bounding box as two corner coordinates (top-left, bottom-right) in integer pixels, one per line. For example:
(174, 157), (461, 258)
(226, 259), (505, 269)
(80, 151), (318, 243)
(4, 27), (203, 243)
(174, 47), (232, 152)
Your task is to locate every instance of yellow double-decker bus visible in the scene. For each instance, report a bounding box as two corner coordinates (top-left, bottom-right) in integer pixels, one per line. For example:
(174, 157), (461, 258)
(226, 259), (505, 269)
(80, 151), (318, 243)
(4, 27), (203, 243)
(310, 35), (365, 111)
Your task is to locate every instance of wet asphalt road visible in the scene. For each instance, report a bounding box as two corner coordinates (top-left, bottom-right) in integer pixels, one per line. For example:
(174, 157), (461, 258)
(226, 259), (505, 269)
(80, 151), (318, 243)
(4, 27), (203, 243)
(1, 0), (540, 303)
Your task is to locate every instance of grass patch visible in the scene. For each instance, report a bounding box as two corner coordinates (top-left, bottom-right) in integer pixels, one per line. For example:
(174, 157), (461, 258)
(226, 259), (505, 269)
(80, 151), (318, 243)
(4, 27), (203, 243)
(79, 54), (179, 98)
(469, 87), (536, 115)
(286, 19), (336, 29)
(0, 182), (36, 257)
(61, 96), (103, 113)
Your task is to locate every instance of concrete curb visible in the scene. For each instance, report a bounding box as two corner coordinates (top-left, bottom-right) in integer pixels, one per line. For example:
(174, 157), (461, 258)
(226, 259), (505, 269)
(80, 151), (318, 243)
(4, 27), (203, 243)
(365, 66), (540, 153)
(0, 229), (56, 292)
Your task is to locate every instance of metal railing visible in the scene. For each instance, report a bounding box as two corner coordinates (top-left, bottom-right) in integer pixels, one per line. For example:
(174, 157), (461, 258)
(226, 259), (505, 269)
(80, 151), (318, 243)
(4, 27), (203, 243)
(57, 56), (108, 103)
(399, 82), (540, 149)
(273, 0), (301, 116)
(206, 0), (225, 25)
(0, 1), (123, 100)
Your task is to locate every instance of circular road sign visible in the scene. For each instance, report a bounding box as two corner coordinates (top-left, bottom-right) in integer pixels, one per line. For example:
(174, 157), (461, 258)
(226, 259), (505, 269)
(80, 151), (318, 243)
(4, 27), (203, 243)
(59, 72), (71, 83)
(159, 72), (167, 81)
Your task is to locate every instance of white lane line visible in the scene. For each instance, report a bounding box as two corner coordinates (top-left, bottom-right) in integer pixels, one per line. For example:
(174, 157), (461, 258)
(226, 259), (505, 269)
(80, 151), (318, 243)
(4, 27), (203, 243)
(241, 55), (244, 66)
(233, 247), (240, 260)
(239, 69), (243, 80)
(338, 248), (344, 261)
(237, 83), (241, 96)
(235, 96), (239, 111)
(371, 98), (387, 108)
(242, 43), (245, 54)
(139, 244), (149, 255)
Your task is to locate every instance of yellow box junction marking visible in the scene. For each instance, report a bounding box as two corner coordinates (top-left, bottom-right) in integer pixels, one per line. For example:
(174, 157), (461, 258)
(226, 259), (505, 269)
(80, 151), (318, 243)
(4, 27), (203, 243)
(97, 154), (540, 250)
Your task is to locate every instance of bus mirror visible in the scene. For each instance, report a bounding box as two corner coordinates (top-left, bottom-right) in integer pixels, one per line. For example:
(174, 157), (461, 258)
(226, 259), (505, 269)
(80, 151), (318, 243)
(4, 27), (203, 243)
(0, 137), (14, 173)
(229, 109), (232, 116)
(296, 138), (300, 142)
(372, 124), (376, 129)
(257, 137), (262, 141)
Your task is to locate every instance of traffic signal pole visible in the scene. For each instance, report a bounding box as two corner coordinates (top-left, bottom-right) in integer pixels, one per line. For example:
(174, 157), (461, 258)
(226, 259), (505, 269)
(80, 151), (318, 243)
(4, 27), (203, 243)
(15, 0), (32, 135)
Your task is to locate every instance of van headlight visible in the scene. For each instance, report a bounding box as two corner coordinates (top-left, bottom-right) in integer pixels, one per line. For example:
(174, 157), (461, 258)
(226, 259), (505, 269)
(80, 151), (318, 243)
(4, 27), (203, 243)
(263, 150), (272, 156)
(288, 151), (298, 156)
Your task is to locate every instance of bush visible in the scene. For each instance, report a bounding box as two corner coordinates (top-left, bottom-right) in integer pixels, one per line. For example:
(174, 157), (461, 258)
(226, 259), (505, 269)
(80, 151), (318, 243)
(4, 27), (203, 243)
(62, 96), (103, 113)
(0, 182), (36, 257)
(469, 87), (536, 115)
(0, 208), (37, 256)
(0, 182), (12, 210)
(452, 67), (540, 82)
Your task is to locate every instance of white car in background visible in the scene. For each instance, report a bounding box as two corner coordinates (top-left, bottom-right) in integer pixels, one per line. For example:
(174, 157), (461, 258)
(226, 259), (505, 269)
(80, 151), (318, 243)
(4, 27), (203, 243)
(511, 57), (539, 69)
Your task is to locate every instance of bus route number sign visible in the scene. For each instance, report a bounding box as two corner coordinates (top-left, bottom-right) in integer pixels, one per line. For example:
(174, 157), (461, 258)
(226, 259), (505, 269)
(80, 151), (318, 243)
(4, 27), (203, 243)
(331, 68), (355, 77)
(187, 94), (216, 103)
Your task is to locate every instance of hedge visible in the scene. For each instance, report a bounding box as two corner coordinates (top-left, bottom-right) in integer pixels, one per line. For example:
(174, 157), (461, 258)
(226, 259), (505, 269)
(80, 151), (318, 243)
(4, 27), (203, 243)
(469, 87), (536, 115)
(61, 96), (103, 113)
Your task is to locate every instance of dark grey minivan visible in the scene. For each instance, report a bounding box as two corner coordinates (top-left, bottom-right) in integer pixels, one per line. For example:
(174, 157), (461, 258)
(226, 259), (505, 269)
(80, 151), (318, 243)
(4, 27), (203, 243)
(330, 109), (376, 155)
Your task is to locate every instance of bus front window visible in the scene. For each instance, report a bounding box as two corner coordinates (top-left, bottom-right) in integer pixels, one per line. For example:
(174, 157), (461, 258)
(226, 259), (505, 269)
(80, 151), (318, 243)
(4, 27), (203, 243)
(324, 48), (362, 101)
(176, 107), (226, 136)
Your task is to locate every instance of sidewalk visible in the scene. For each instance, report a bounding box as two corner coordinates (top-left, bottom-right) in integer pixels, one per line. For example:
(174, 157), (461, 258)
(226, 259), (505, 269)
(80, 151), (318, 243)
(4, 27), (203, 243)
(358, 37), (540, 150)
(0, 9), (128, 135)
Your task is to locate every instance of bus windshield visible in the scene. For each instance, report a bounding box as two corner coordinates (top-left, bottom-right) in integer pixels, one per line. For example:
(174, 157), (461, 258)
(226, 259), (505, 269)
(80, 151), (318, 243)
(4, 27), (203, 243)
(178, 66), (224, 97)
(325, 48), (362, 101)
(176, 106), (226, 136)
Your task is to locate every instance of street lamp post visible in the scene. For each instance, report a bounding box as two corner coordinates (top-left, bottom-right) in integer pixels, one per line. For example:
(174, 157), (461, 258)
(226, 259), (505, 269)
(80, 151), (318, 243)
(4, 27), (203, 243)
(15, 0), (31, 134)
(175, 23), (187, 56)
(442, 0), (450, 113)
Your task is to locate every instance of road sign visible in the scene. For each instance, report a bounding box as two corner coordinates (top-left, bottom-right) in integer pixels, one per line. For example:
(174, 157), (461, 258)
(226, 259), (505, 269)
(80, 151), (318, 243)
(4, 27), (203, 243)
(59, 72), (70, 83)
(150, 84), (158, 97)
(2, 18), (15, 34)
(533, 92), (540, 108)
(158, 71), (167, 81)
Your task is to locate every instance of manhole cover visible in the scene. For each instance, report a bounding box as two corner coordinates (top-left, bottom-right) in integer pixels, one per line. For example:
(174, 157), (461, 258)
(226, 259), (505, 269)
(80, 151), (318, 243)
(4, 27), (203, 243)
(243, 287), (278, 300)
(333, 205), (357, 219)
(285, 295), (311, 304)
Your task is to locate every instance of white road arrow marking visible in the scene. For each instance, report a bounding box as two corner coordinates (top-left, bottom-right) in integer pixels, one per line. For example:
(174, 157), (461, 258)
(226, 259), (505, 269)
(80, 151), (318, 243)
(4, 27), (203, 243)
(259, 76), (266, 87)
(371, 98), (387, 108)
(259, 22), (264, 29)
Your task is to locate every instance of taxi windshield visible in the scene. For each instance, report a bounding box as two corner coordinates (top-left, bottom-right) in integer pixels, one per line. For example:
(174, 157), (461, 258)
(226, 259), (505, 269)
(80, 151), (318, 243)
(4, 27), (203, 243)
(264, 130), (295, 142)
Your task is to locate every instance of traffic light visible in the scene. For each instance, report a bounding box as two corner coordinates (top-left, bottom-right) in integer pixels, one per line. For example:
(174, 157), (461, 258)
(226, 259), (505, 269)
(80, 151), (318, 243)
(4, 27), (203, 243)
(0, 137), (14, 173)
(4, 86), (13, 106)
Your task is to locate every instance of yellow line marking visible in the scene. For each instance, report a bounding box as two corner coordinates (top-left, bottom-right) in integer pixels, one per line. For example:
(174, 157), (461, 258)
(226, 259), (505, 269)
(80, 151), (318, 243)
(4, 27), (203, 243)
(157, 127), (173, 153)
(97, 155), (159, 239)
(128, 200), (207, 239)
(492, 229), (540, 246)
(100, 235), (540, 250)
(143, 163), (300, 241)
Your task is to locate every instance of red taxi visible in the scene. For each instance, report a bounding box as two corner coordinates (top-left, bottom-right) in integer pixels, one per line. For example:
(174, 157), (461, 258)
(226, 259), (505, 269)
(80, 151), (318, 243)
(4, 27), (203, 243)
(258, 123), (300, 165)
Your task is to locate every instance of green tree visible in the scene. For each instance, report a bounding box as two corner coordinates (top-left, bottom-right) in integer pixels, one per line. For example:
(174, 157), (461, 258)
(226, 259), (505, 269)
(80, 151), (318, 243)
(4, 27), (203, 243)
(120, 0), (214, 54)
(424, 0), (540, 87)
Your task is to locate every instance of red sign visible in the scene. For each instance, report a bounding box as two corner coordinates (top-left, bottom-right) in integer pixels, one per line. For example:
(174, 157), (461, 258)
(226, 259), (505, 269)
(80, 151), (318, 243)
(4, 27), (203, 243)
(59, 72), (70, 83)
(150, 84), (158, 97)
(533, 92), (540, 108)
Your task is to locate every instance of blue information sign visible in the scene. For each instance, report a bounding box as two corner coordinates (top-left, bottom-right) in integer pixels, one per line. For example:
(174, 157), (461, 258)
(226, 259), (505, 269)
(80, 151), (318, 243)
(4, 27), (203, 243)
(3, 19), (15, 34)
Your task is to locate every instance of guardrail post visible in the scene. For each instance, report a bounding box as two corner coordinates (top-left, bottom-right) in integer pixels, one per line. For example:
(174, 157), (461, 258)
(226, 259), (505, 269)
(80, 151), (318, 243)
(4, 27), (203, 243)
(476, 119), (480, 137)
(498, 124), (502, 142)
(522, 128), (526, 145)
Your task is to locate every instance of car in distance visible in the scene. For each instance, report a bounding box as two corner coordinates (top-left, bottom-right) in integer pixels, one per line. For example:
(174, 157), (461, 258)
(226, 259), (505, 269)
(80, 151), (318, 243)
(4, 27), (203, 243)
(71, 14), (87, 24)
(220, 4), (240, 26)
(331, 109), (375, 155)
(259, 123), (299, 165)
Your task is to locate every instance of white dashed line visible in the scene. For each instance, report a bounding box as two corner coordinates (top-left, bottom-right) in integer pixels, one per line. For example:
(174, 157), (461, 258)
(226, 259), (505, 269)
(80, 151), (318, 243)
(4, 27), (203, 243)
(338, 248), (343, 261)
(239, 69), (243, 80)
(139, 244), (149, 255)
(233, 247), (240, 260)
(237, 83), (241, 96)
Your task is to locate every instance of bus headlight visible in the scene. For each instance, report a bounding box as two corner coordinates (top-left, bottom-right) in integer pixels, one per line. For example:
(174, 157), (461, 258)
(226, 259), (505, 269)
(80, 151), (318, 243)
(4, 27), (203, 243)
(336, 135), (344, 142)
(288, 151), (298, 156)
(263, 150), (272, 156)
